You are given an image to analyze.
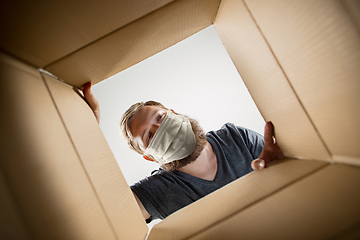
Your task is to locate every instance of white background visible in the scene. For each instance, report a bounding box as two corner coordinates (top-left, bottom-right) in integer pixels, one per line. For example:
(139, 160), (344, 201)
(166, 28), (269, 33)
(92, 25), (264, 187)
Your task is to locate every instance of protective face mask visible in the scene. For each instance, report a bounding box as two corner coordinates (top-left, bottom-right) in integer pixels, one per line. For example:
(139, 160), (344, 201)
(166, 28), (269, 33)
(143, 110), (196, 165)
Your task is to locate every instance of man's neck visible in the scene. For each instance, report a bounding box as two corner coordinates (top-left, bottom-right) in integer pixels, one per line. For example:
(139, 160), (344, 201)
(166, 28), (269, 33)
(177, 141), (218, 181)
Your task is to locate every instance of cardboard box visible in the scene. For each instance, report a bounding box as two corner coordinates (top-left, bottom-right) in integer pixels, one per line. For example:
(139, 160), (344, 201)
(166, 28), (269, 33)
(1, 0), (359, 239)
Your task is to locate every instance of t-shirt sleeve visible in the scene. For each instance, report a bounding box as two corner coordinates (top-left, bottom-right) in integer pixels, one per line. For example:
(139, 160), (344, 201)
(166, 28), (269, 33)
(130, 175), (165, 222)
(130, 169), (191, 223)
(235, 125), (264, 159)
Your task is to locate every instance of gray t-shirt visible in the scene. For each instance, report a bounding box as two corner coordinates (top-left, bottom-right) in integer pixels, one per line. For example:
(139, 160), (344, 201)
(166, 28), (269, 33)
(131, 123), (264, 223)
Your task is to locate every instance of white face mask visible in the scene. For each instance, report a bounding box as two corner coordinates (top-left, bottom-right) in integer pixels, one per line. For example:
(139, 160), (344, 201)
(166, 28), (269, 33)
(143, 110), (196, 165)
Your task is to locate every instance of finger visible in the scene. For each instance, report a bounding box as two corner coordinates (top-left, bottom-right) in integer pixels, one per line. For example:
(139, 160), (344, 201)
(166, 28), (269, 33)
(251, 158), (265, 170)
(264, 121), (275, 145)
(80, 82), (101, 123)
(83, 83), (99, 109)
(82, 82), (92, 96)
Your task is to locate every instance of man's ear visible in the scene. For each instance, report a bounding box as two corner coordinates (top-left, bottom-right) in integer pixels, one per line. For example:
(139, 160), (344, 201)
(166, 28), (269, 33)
(143, 155), (155, 162)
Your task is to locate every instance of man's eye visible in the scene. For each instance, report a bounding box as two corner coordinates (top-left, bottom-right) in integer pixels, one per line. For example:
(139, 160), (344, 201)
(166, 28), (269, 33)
(148, 133), (152, 141)
(157, 113), (165, 122)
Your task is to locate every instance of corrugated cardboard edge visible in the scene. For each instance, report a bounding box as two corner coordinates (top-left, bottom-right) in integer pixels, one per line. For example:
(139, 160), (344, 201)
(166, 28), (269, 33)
(44, 0), (221, 87)
(148, 159), (328, 240)
(188, 164), (360, 240)
(42, 73), (148, 240)
(245, 0), (360, 165)
(213, 0), (331, 161)
(0, 52), (116, 239)
(0, 0), (175, 68)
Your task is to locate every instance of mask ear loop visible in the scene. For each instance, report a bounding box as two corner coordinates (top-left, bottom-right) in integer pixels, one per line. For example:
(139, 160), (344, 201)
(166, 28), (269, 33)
(143, 155), (155, 162)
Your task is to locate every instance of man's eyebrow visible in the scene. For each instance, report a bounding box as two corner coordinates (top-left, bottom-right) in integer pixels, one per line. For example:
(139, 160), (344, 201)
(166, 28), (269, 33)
(141, 129), (146, 145)
(141, 110), (157, 145)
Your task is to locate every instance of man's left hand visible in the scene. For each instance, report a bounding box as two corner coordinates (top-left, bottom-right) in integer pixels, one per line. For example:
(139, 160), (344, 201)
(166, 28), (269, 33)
(251, 121), (284, 170)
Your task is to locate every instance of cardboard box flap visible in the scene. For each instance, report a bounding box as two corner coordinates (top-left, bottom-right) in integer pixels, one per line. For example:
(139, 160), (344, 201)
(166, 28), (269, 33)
(43, 73), (148, 240)
(148, 159), (328, 240)
(0, 0), (174, 68)
(44, 0), (221, 88)
(0, 52), (117, 239)
(245, 0), (360, 165)
(342, 0), (360, 32)
(214, 0), (331, 161)
(188, 164), (360, 240)
(0, 156), (31, 239)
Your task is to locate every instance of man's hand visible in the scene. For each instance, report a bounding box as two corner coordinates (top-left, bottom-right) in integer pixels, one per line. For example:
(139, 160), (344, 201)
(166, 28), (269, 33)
(82, 82), (100, 124)
(251, 121), (284, 170)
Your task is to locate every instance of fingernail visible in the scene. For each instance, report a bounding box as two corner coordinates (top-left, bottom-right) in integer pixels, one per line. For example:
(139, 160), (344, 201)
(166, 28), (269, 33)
(259, 160), (265, 169)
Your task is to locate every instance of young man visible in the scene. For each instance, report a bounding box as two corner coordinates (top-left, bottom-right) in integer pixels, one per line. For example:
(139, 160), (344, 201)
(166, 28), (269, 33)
(82, 82), (284, 223)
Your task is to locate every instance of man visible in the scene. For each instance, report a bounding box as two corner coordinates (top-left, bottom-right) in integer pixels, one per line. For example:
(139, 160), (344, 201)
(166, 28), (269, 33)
(82, 82), (284, 223)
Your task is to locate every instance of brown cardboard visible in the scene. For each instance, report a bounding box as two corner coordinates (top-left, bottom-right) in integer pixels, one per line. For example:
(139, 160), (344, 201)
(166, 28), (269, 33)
(1, 0), (360, 239)
(0, 0), (174, 68)
(43, 73), (148, 240)
(148, 158), (328, 240)
(44, 0), (221, 87)
(0, 167), (30, 239)
(0, 52), (116, 239)
(342, 0), (360, 32)
(214, 0), (331, 161)
(187, 164), (360, 240)
(245, 0), (360, 164)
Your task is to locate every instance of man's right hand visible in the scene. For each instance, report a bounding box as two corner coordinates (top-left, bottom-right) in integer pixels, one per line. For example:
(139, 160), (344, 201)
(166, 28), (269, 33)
(82, 82), (100, 124)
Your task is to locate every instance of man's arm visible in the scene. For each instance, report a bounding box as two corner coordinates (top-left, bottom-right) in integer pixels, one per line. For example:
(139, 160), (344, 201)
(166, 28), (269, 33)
(82, 82), (151, 220)
(251, 121), (284, 170)
(132, 192), (151, 220)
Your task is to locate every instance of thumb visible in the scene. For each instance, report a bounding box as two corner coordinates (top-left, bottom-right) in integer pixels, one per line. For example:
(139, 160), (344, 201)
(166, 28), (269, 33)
(251, 158), (265, 170)
(264, 121), (275, 145)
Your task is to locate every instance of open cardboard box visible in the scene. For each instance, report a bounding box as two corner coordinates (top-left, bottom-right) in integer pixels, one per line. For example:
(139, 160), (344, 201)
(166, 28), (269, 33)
(1, 0), (360, 239)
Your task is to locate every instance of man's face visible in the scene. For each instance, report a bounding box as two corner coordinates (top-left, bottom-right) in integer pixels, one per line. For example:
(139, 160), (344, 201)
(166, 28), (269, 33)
(128, 106), (167, 151)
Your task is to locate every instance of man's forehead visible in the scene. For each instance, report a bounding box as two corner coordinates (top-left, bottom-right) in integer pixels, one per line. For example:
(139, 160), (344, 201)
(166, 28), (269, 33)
(132, 106), (156, 122)
(128, 106), (163, 133)
(128, 107), (147, 132)
(136, 105), (166, 117)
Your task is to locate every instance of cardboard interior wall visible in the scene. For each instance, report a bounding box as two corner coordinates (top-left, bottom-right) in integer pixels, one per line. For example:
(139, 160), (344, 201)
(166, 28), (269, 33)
(0, 0), (220, 239)
(0, 0), (175, 67)
(1, 0), (360, 239)
(147, 1), (360, 238)
(214, 0), (360, 166)
(0, 0), (221, 87)
(0, 53), (148, 239)
(147, 159), (360, 240)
